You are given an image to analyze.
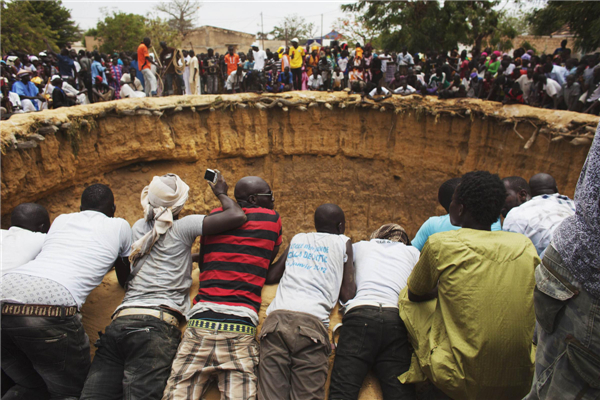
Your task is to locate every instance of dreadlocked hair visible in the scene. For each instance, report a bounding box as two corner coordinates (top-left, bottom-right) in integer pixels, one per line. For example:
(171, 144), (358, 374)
(455, 171), (506, 227)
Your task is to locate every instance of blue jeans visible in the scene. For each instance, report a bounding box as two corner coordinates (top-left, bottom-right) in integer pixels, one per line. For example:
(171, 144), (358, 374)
(525, 245), (600, 399)
(79, 315), (181, 400)
(1, 313), (90, 400)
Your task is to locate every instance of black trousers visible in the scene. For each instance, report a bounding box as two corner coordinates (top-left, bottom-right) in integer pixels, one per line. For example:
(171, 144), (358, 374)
(291, 67), (302, 90)
(329, 306), (415, 400)
(79, 315), (181, 400)
(1, 314), (91, 400)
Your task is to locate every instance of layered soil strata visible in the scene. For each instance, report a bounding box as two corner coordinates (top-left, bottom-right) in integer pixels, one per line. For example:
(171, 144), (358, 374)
(1, 93), (598, 399)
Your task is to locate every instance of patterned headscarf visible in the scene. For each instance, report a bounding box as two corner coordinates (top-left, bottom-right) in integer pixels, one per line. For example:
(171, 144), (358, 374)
(370, 223), (410, 245)
(129, 174), (189, 263)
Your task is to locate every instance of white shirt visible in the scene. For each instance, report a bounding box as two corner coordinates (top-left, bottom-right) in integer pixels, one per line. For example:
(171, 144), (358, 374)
(503, 193), (575, 256)
(369, 86), (390, 97)
(1, 227), (46, 273)
(379, 54), (393, 72)
(517, 74), (534, 102)
(267, 232), (349, 326)
(5, 211), (132, 308)
(393, 85), (416, 95)
(120, 84), (146, 99)
(397, 52), (414, 66)
(543, 78), (562, 97)
(346, 239), (420, 309)
(308, 74), (323, 90)
(253, 50), (267, 70)
(226, 70), (245, 90)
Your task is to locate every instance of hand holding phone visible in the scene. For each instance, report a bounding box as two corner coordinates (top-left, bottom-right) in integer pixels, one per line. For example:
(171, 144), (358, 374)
(205, 169), (228, 198)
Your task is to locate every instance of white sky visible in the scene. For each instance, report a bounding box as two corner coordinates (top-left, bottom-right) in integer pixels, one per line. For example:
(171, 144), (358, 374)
(65, 0), (347, 37)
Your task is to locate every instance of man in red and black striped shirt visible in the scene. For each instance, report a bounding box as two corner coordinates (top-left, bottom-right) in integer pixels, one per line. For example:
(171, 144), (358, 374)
(163, 176), (284, 399)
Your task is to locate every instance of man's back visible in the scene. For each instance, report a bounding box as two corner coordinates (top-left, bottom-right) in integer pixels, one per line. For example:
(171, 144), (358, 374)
(503, 193), (575, 255)
(192, 204), (282, 321)
(348, 239), (419, 308)
(11, 210), (132, 308)
(267, 232), (349, 326)
(0, 227), (46, 273)
(120, 215), (205, 314)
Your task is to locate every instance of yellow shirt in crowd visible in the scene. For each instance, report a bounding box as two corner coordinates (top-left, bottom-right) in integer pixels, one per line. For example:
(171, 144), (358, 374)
(289, 46), (305, 69)
(400, 228), (540, 400)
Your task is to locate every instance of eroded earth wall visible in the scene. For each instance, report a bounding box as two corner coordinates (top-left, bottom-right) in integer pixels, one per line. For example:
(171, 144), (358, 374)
(1, 93), (598, 399)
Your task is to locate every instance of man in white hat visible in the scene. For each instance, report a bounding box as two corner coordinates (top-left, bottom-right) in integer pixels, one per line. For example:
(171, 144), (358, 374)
(252, 42), (267, 71)
(11, 70), (46, 112)
(289, 37), (305, 90)
(80, 171), (247, 400)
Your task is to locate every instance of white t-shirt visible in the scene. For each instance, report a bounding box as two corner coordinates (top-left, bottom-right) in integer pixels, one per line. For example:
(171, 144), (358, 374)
(1, 227), (46, 273)
(369, 86), (390, 97)
(543, 78), (562, 97)
(253, 50), (267, 70)
(308, 74), (323, 90)
(346, 239), (420, 309)
(516, 74), (533, 101)
(120, 84), (146, 99)
(6, 211), (132, 308)
(267, 232), (349, 326)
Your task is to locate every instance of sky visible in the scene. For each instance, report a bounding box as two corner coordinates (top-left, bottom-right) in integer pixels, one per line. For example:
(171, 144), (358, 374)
(65, 0), (348, 37)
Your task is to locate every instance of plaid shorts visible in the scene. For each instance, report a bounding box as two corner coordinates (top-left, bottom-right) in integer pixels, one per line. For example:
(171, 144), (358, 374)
(162, 327), (259, 400)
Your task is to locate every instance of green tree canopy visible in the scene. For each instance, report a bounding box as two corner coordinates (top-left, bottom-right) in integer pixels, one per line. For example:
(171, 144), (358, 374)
(267, 14), (318, 42)
(96, 11), (146, 53)
(1, 0), (60, 53)
(341, 1), (514, 53)
(28, 0), (80, 48)
(529, 1), (600, 53)
(145, 14), (182, 49)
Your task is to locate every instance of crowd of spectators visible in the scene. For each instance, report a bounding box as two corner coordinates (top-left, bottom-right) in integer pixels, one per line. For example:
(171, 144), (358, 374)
(1, 38), (599, 118)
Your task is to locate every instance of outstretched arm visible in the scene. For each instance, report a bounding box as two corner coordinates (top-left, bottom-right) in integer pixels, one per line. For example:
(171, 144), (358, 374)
(202, 171), (247, 235)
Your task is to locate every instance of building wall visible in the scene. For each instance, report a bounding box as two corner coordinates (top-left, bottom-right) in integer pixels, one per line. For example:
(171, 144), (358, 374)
(184, 26), (255, 55)
(512, 35), (572, 55)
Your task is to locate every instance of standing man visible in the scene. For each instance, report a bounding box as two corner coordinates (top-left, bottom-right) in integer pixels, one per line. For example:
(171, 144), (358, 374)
(80, 172), (247, 400)
(182, 50), (191, 95)
(138, 38), (158, 96)
(525, 123), (600, 400)
(1, 203), (50, 273)
(205, 48), (219, 94)
(163, 176), (283, 400)
(224, 46), (240, 78)
(258, 204), (356, 400)
(2, 184), (132, 399)
(252, 43), (267, 71)
(189, 50), (199, 95)
(160, 42), (184, 96)
(289, 38), (305, 90)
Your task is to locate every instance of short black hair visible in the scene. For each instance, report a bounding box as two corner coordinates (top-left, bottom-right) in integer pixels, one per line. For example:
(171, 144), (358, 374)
(314, 203), (345, 233)
(455, 171), (506, 226)
(81, 184), (114, 211)
(438, 178), (462, 213)
(10, 203), (50, 233)
(503, 176), (532, 196)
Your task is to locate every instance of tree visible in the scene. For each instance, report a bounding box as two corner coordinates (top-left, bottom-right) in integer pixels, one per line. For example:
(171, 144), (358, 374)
(0, 0), (59, 53)
(268, 14), (318, 42)
(96, 11), (146, 53)
(145, 14), (182, 49)
(332, 13), (378, 46)
(28, 0), (80, 48)
(529, 1), (600, 53)
(155, 0), (201, 37)
(341, 1), (514, 52)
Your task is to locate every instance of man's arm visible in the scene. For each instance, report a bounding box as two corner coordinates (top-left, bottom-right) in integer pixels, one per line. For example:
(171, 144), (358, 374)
(201, 171), (247, 235)
(114, 256), (131, 287)
(339, 240), (356, 303)
(265, 245), (285, 284)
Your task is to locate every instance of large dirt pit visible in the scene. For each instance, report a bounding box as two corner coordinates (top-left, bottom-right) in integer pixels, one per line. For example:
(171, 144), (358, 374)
(1, 92), (598, 399)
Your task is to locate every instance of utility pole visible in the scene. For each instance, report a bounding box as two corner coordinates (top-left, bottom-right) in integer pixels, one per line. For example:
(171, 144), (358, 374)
(321, 14), (323, 46)
(261, 12), (265, 49)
